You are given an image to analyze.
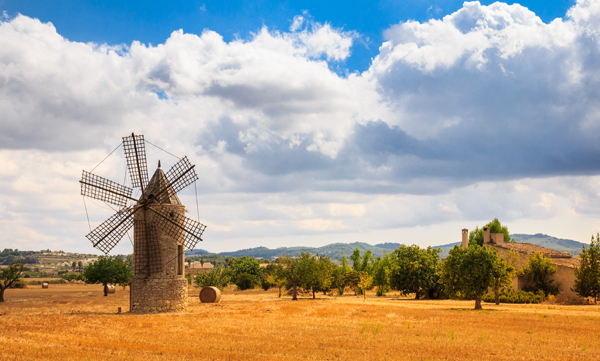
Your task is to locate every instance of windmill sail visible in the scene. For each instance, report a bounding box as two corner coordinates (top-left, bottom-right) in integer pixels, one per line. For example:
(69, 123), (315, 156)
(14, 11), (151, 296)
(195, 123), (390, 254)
(82, 133), (206, 257)
(80, 170), (136, 207)
(151, 207), (206, 250)
(122, 133), (149, 191)
(86, 206), (137, 254)
(163, 156), (198, 197)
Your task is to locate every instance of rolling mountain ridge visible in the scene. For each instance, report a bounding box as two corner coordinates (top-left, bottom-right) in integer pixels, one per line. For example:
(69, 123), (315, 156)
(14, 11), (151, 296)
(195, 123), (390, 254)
(185, 233), (589, 260)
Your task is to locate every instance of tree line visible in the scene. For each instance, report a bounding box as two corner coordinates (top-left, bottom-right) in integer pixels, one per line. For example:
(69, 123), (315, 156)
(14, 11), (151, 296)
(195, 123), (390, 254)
(2, 219), (600, 306)
(193, 220), (600, 308)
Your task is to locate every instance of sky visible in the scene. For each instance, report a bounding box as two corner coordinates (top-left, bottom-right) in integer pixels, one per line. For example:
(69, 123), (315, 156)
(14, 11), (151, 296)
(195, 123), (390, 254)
(2, 0), (600, 255)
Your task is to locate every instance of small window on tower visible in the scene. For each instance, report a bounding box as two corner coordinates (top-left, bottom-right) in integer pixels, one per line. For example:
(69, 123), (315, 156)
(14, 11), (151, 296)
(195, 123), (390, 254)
(177, 245), (184, 276)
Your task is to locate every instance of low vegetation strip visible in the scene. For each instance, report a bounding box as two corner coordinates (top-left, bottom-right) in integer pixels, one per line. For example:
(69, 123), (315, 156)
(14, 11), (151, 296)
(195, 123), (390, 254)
(1, 284), (599, 360)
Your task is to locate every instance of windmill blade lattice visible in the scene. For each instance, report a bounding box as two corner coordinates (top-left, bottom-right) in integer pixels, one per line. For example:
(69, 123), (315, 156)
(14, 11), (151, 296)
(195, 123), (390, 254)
(163, 156), (198, 198)
(80, 170), (135, 207)
(86, 206), (136, 254)
(122, 133), (149, 190)
(151, 207), (206, 250)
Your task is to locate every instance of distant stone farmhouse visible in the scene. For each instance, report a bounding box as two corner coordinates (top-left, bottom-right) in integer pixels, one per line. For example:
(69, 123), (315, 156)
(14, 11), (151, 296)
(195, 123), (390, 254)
(186, 262), (214, 277)
(461, 227), (582, 301)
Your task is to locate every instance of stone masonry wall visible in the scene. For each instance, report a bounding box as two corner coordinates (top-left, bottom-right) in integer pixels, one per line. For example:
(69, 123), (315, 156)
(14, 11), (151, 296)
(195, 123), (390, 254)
(131, 204), (188, 313)
(131, 278), (188, 313)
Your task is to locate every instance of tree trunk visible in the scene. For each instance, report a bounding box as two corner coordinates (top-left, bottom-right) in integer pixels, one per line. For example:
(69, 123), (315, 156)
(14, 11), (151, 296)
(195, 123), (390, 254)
(103, 285), (108, 297)
(415, 291), (420, 300)
(312, 288), (316, 299)
(0, 286), (5, 302)
(495, 289), (500, 305)
(474, 297), (482, 310)
(292, 283), (297, 301)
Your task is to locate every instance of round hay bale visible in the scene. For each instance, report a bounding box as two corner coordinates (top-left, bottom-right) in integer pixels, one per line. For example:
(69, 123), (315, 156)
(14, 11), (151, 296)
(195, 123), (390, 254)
(105, 285), (116, 294)
(42, 283), (49, 289)
(199, 286), (221, 303)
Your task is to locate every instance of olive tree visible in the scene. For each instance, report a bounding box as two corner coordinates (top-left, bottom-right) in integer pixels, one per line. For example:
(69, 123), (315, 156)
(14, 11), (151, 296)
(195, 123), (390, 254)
(83, 256), (133, 296)
(280, 255), (303, 300)
(389, 245), (440, 299)
(343, 270), (362, 295)
(440, 245), (500, 310)
(490, 253), (516, 305)
(520, 253), (558, 296)
(228, 256), (261, 290)
(572, 234), (600, 303)
(358, 273), (373, 301)
(372, 252), (395, 296)
(333, 251), (351, 295)
(0, 261), (24, 302)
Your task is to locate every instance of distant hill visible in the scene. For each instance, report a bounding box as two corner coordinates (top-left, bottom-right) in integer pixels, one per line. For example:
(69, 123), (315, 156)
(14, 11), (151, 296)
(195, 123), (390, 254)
(432, 242), (461, 259)
(200, 234), (589, 261)
(511, 233), (587, 256)
(432, 234), (588, 258)
(218, 242), (387, 260)
(184, 249), (210, 256)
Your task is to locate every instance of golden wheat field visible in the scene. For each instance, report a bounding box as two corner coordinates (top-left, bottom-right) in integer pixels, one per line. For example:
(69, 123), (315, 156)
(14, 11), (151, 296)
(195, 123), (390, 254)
(1, 284), (599, 360)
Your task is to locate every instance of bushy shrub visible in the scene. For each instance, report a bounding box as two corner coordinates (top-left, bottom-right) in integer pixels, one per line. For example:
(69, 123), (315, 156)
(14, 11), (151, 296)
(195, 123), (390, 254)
(483, 289), (546, 304)
(519, 253), (559, 296)
(27, 279), (68, 285)
(194, 267), (231, 290)
(261, 279), (272, 291)
(235, 273), (254, 291)
(61, 272), (84, 282)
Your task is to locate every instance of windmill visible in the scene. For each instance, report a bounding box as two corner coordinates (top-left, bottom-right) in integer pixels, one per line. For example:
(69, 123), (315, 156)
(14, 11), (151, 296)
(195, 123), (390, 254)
(80, 133), (207, 313)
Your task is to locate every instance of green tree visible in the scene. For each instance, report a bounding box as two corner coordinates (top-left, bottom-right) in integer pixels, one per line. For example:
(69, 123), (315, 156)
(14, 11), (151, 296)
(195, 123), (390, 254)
(389, 245), (441, 299)
(358, 273), (373, 301)
(372, 252), (395, 296)
(235, 273), (254, 290)
(316, 255), (336, 296)
(78, 261), (83, 272)
(520, 253), (558, 296)
(194, 266), (231, 290)
(333, 251), (351, 295)
(572, 234), (600, 303)
(296, 252), (322, 299)
(83, 256), (133, 296)
(280, 256), (302, 300)
(360, 250), (373, 274)
(343, 270), (362, 295)
(72, 261), (77, 272)
(350, 248), (362, 271)
(349, 247), (373, 273)
(490, 254), (516, 305)
(0, 261), (24, 302)
(265, 264), (286, 297)
(469, 218), (514, 246)
(340, 251), (351, 274)
(229, 256), (261, 288)
(440, 245), (501, 310)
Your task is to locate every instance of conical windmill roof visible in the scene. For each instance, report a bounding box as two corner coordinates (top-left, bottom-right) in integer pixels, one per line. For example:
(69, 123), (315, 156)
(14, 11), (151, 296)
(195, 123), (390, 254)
(145, 161), (182, 205)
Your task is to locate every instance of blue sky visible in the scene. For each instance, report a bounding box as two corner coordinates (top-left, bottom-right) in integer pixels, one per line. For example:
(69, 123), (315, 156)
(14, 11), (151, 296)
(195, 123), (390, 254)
(1, 0), (575, 73)
(1, 0), (600, 255)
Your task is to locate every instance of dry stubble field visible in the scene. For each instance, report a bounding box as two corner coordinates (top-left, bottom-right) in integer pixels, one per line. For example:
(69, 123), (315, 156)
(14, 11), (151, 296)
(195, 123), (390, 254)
(1, 284), (599, 360)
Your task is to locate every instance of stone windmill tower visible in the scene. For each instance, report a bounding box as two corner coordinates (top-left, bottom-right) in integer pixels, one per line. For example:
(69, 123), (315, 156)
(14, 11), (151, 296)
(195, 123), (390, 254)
(79, 133), (207, 313)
